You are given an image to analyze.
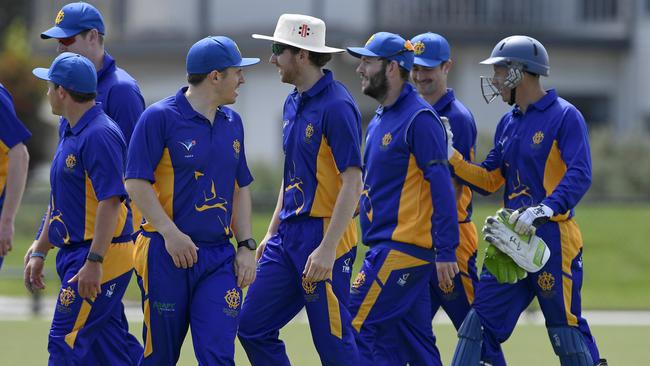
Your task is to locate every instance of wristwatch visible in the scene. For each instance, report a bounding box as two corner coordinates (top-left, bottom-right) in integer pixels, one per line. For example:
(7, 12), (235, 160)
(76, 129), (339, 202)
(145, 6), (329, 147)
(86, 252), (104, 263)
(237, 238), (257, 251)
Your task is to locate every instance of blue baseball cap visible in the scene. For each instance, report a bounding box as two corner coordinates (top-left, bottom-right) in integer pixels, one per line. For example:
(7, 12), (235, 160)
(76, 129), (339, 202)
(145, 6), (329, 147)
(347, 32), (415, 71)
(411, 32), (450, 68)
(41, 2), (105, 39)
(32, 52), (97, 94)
(187, 36), (260, 74)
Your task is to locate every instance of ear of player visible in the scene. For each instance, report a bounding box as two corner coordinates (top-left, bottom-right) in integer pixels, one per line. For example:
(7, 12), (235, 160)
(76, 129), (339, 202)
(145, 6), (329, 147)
(482, 208), (551, 282)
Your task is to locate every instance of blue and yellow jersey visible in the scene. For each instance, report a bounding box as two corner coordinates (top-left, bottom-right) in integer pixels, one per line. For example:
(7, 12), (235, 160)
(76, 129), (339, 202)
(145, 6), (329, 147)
(0, 84), (32, 213)
(48, 105), (131, 247)
(126, 87), (254, 244)
(361, 83), (459, 262)
(433, 88), (477, 223)
(450, 89), (591, 219)
(279, 70), (362, 221)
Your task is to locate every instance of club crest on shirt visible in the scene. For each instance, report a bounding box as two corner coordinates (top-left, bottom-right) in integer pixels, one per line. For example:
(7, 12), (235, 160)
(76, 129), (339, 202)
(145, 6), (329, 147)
(532, 131), (544, 145)
(380, 132), (392, 151)
(233, 139), (241, 158)
(65, 154), (76, 170)
(223, 288), (241, 318)
(304, 123), (314, 143)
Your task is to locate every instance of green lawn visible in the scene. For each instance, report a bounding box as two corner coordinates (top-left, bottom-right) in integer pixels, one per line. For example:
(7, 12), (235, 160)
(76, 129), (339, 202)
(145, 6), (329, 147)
(2, 202), (650, 308)
(0, 319), (646, 365)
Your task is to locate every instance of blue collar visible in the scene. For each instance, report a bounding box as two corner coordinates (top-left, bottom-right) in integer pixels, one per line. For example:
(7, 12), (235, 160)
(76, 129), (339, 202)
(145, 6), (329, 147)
(514, 89), (558, 115)
(175, 87), (228, 123)
(376, 82), (416, 115)
(293, 69), (334, 99)
(67, 104), (104, 135)
(97, 52), (116, 82)
(433, 88), (455, 112)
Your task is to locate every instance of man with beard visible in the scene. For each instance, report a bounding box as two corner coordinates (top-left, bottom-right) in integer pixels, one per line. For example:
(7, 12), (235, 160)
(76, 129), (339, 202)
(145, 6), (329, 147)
(346, 32), (459, 366)
(238, 13), (363, 366)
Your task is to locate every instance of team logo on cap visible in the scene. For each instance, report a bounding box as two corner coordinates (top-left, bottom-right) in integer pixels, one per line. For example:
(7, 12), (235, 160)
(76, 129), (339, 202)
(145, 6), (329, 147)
(365, 34), (376, 47)
(413, 41), (425, 55)
(532, 131), (544, 144)
(297, 24), (311, 38)
(65, 154), (76, 169)
(55, 10), (65, 25)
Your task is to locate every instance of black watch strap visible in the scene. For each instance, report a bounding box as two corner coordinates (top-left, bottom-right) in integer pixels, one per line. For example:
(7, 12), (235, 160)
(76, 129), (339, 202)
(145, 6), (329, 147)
(86, 252), (104, 263)
(237, 238), (257, 250)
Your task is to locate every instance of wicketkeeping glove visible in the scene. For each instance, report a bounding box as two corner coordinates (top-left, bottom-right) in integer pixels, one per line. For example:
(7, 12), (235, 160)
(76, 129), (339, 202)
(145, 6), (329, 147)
(484, 244), (527, 284)
(482, 208), (551, 273)
(508, 204), (553, 236)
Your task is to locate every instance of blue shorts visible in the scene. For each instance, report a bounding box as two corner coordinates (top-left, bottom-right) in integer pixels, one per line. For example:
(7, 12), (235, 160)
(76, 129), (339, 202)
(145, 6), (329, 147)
(134, 231), (240, 366)
(48, 241), (140, 366)
(348, 241), (440, 366)
(238, 216), (359, 366)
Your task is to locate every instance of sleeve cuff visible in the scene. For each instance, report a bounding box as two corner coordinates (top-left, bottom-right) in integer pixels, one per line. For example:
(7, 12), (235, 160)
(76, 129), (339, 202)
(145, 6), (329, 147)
(435, 247), (457, 263)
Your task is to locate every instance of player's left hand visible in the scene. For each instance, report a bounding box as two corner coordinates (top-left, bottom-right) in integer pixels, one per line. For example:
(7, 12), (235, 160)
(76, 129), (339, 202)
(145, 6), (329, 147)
(436, 261), (459, 289)
(441, 117), (457, 160)
(69, 261), (102, 299)
(303, 244), (336, 282)
(508, 204), (553, 235)
(234, 247), (256, 288)
(0, 220), (15, 257)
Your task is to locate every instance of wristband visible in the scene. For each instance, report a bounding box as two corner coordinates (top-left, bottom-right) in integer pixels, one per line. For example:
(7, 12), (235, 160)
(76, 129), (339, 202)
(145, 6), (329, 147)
(30, 251), (46, 260)
(86, 252), (104, 263)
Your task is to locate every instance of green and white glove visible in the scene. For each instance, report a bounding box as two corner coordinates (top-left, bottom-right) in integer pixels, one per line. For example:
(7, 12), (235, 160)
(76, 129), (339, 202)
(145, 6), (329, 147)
(484, 244), (527, 284)
(482, 208), (551, 273)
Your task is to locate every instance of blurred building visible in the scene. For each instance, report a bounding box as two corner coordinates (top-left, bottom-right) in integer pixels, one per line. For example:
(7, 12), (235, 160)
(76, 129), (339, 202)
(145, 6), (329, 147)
(30, 0), (650, 164)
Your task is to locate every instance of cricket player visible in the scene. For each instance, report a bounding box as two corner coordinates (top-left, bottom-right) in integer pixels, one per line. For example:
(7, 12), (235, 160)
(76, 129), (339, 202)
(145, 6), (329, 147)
(238, 14), (363, 366)
(40, 1), (145, 233)
(24, 52), (136, 365)
(125, 36), (259, 365)
(0, 84), (31, 269)
(346, 32), (459, 366)
(449, 35), (607, 366)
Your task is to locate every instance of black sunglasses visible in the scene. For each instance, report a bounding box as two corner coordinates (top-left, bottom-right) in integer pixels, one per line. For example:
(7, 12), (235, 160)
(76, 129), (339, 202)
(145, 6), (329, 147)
(272, 43), (299, 56)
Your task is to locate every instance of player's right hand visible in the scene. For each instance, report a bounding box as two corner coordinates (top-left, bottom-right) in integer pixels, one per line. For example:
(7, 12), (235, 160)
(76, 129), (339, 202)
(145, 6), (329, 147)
(162, 228), (198, 269)
(24, 256), (45, 293)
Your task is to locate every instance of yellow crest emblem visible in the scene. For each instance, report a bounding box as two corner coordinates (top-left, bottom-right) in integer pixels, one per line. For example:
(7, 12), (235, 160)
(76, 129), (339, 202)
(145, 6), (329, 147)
(233, 139), (241, 155)
(305, 123), (314, 139)
(65, 154), (76, 169)
(59, 286), (76, 307)
(365, 34), (376, 47)
(55, 10), (65, 25)
(439, 281), (454, 294)
(302, 277), (317, 295)
(352, 271), (366, 289)
(404, 40), (415, 52)
(413, 41), (425, 55)
(224, 288), (241, 309)
(537, 271), (555, 291)
(532, 131), (544, 144)
(381, 132), (392, 147)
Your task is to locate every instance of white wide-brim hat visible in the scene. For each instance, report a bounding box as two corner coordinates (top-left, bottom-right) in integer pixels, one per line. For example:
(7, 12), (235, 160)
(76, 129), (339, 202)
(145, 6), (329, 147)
(252, 13), (344, 54)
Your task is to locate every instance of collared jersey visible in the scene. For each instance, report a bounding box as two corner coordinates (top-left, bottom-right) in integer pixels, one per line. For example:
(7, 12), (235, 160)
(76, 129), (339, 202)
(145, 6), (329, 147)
(361, 83), (459, 261)
(450, 89), (591, 220)
(0, 84), (32, 212)
(433, 88), (477, 223)
(279, 70), (362, 221)
(58, 53), (144, 145)
(48, 105), (131, 247)
(126, 87), (253, 244)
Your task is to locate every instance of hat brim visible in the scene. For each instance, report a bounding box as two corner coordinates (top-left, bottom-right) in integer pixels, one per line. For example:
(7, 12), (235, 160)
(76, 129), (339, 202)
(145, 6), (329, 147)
(236, 58), (261, 67)
(414, 57), (444, 68)
(32, 68), (51, 81)
(346, 47), (380, 59)
(40, 26), (81, 39)
(251, 34), (345, 54)
(480, 56), (507, 66)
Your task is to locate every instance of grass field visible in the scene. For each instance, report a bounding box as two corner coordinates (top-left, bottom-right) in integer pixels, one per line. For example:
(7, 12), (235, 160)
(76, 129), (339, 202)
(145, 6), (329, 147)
(2, 202), (650, 309)
(0, 319), (647, 365)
